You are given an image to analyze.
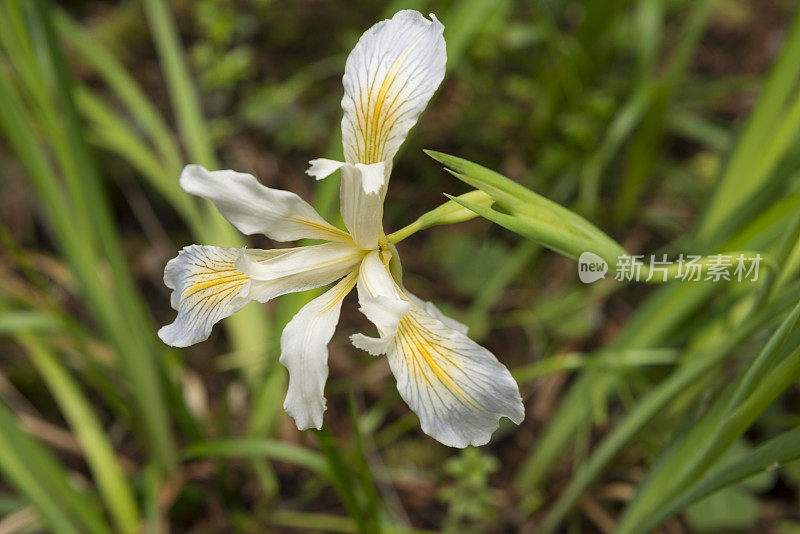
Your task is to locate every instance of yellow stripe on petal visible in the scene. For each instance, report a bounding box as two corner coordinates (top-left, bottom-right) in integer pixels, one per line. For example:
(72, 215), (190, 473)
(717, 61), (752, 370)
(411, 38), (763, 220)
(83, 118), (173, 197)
(342, 10), (446, 169)
(386, 304), (524, 448)
(180, 165), (350, 243)
(362, 48), (412, 164)
(159, 246), (291, 347)
(182, 271), (247, 298)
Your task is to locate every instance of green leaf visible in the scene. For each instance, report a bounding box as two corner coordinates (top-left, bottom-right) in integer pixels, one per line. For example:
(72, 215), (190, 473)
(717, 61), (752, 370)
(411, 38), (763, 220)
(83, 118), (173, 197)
(699, 9), (800, 243)
(616, 300), (800, 533)
(643, 426), (800, 532)
(426, 150), (626, 262)
(19, 333), (140, 534)
(182, 438), (330, 478)
(0, 401), (110, 534)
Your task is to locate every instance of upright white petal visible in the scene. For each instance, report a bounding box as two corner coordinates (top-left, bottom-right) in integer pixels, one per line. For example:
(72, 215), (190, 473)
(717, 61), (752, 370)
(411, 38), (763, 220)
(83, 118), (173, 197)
(236, 242), (366, 302)
(354, 162), (386, 195)
(304, 158), (385, 248)
(281, 271), (358, 430)
(339, 165), (384, 250)
(158, 246), (290, 347)
(341, 10), (446, 172)
(180, 165), (350, 243)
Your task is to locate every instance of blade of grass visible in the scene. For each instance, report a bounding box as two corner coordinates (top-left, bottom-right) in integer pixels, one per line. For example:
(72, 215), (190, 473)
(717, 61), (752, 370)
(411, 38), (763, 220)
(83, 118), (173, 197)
(0, 433), (85, 534)
(16, 331), (140, 534)
(521, 184), (800, 504)
(0, 50), (178, 470)
(536, 278), (800, 533)
(698, 8), (800, 243)
(141, 0), (215, 167)
(614, 301), (800, 532)
(642, 425), (800, 531)
(579, 0), (718, 216)
(347, 391), (382, 532)
(315, 429), (375, 534)
(54, 10), (184, 175)
(182, 438), (330, 479)
(35, 0), (177, 470)
(75, 87), (203, 231)
(620, 341), (800, 532)
(517, 3), (800, 503)
(0, 402), (111, 534)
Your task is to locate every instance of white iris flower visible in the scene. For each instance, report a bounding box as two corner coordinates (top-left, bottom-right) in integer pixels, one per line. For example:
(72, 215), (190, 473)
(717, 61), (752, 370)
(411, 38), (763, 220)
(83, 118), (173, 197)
(159, 10), (524, 447)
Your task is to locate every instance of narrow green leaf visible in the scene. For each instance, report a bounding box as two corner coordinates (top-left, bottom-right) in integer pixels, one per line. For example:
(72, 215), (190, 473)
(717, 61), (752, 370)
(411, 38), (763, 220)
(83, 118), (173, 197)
(0, 402), (110, 534)
(182, 438), (330, 478)
(427, 150), (626, 259)
(19, 333), (140, 534)
(616, 302), (800, 533)
(141, 0), (216, 168)
(443, 193), (600, 262)
(699, 8), (800, 242)
(54, 10), (184, 175)
(537, 284), (800, 533)
(643, 426), (800, 532)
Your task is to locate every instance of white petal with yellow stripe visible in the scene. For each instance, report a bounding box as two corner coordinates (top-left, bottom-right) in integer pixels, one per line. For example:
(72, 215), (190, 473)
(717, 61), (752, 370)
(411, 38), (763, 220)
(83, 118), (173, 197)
(341, 10), (446, 170)
(236, 242), (366, 301)
(159, 246), (289, 347)
(388, 303), (524, 447)
(352, 252), (524, 447)
(180, 164), (350, 243)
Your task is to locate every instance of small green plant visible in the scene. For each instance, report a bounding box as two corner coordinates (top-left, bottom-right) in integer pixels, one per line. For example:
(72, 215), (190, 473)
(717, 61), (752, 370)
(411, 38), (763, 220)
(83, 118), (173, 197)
(438, 448), (500, 534)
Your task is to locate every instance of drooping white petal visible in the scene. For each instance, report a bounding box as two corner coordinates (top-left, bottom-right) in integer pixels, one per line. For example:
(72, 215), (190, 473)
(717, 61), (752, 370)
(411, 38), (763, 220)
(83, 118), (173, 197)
(354, 162), (386, 195)
(158, 245), (290, 347)
(280, 270), (358, 430)
(339, 165), (383, 250)
(341, 10), (446, 170)
(386, 305), (524, 447)
(235, 242), (366, 302)
(180, 164), (350, 242)
(352, 252), (523, 447)
(306, 158), (346, 181)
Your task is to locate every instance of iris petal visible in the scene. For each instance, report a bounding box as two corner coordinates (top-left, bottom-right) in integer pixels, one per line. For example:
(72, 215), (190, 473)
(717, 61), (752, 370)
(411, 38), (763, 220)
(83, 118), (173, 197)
(180, 164), (350, 243)
(158, 246), (289, 347)
(342, 10), (446, 170)
(280, 271), (358, 429)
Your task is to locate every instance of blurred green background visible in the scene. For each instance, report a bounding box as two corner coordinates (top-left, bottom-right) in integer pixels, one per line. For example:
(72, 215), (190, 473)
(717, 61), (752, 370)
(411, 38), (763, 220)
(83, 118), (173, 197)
(3, 0), (800, 532)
